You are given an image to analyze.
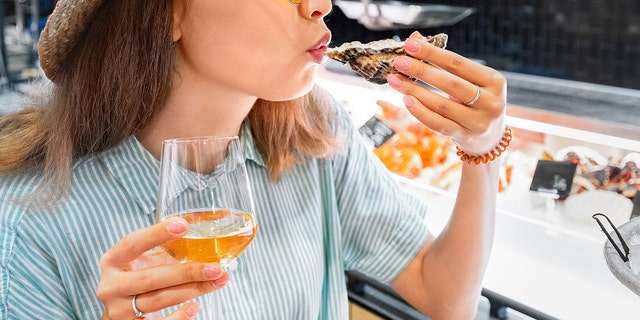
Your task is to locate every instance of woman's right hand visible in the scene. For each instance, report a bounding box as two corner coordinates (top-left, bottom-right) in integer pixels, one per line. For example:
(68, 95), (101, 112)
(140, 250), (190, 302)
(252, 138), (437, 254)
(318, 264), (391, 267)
(97, 217), (230, 319)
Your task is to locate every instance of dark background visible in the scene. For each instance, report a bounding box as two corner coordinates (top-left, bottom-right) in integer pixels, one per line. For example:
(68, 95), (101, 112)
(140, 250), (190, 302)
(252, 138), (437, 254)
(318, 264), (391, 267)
(326, 0), (640, 90)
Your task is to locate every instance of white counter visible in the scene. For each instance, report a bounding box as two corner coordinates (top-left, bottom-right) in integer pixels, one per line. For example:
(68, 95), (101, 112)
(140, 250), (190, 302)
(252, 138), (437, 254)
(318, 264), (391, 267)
(400, 180), (640, 319)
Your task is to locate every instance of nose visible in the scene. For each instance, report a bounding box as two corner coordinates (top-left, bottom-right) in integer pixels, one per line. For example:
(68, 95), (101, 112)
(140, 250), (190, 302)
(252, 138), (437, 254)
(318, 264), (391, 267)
(301, 0), (332, 20)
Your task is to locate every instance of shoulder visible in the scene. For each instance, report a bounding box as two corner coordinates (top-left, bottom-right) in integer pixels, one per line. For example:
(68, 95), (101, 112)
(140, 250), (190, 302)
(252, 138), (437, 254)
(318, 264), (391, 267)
(0, 171), (40, 214)
(0, 173), (38, 291)
(0, 154), (101, 210)
(1, 137), (152, 214)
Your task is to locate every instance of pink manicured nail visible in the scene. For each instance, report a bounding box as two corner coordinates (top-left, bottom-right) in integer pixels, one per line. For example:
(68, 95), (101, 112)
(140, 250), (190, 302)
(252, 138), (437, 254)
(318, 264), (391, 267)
(166, 218), (188, 234)
(213, 273), (230, 287)
(393, 56), (410, 71)
(405, 39), (420, 52)
(387, 74), (402, 88)
(403, 96), (414, 109)
(202, 264), (222, 278)
(186, 303), (201, 317)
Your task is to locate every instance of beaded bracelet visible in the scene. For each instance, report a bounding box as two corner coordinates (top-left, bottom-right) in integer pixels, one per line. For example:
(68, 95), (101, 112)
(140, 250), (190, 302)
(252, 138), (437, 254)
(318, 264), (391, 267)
(456, 126), (513, 164)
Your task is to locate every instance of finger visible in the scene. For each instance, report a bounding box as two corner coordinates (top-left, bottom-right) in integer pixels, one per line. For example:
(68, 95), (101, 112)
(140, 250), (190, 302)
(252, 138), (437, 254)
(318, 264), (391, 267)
(401, 94), (464, 139)
(389, 56), (506, 122)
(164, 302), (201, 320)
(402, 35), (500, 88)
(392, 55), (485, 106)
(132, 247), (180, 270)
(136, 272), (230, 315)
(386, 73), (479, 131)
(408, 31), (423, 40)
(98, 266), (228, 319)
(125, 263), (226, 296)
(101, 217), (189, 269)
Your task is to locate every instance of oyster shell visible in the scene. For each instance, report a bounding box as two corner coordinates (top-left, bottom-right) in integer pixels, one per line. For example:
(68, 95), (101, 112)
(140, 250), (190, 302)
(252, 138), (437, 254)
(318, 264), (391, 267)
(326, 33), (448, 84)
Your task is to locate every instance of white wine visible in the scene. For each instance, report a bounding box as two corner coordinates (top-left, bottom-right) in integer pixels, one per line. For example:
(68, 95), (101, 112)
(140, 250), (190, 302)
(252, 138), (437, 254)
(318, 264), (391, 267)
(161, 209), (257, 266)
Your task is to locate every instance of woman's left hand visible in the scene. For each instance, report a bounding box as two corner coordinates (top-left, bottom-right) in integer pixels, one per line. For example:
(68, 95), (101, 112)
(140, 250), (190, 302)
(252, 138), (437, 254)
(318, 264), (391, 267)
(386, 31), (507, 156)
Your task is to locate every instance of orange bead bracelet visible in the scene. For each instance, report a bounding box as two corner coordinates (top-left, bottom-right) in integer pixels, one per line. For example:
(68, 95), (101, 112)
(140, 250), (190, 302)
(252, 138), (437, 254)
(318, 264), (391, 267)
(456, 126), (513, 164)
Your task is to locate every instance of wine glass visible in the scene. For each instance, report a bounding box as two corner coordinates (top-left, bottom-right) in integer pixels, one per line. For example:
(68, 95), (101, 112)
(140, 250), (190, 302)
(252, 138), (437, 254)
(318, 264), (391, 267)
(156, 136), (257, 318)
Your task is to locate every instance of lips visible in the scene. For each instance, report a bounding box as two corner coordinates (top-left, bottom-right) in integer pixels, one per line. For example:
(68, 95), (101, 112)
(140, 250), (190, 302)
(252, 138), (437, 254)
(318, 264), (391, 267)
(307, 33), (331, 64)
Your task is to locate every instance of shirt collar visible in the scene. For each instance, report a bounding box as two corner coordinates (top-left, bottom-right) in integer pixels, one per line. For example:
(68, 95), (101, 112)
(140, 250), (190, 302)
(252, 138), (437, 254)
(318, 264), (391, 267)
(239, 119), (267, 168)
(97, 135), (160, 214)
(97, 120), (265, 214)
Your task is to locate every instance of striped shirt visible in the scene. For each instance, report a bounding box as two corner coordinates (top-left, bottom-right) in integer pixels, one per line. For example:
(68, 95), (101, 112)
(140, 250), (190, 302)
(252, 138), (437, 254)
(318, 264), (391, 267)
(0, 104), (430, 319)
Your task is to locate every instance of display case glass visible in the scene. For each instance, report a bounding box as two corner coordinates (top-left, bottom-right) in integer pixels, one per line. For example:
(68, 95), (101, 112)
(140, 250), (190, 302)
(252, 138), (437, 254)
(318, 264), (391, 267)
(317, 64), (640, 318)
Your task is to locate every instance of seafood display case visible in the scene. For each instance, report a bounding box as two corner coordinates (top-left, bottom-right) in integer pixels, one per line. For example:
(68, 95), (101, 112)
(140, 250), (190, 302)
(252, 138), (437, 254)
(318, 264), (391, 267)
(333, 0), (477, 31)
(317, 62), (640, 319)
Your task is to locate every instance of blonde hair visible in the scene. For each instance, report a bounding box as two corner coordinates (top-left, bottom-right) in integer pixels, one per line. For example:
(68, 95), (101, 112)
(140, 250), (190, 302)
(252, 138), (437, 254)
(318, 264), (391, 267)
(0, 0), (339, 202)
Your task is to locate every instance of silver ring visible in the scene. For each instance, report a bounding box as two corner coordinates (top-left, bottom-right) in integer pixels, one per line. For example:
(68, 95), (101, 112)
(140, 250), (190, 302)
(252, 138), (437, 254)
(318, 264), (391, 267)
(132, 295), (150, 318)
(465, 85), (481, 106)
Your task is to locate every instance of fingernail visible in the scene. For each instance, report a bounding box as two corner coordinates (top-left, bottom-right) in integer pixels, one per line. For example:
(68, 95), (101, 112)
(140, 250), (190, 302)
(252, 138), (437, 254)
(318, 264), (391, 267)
(212, 273), (229, 287)
(186, 302), (201, 317)
(405, 38), (420, 53)
(202, 264), (222, 278)
(387, 74), (402, 88)
(403, 95), (414, 109)
(393, 56), (409, 71)
(166, 218), (188, 234)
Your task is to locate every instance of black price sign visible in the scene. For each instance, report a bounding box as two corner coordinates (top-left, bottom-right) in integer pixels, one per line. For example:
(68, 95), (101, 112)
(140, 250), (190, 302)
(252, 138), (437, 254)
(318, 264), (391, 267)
(358, 116), (395, 148)
(631, 195), (640, 220)
(529, 160), (578, 200)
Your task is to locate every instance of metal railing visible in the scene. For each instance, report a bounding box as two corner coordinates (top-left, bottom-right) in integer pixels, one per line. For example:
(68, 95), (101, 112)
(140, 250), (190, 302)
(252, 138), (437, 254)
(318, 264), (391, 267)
(346, 270), (559, 320)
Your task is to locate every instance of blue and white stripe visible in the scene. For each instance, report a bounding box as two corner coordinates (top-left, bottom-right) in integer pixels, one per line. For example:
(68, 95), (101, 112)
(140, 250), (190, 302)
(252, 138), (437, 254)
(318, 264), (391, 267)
(1, 104), (430, 319)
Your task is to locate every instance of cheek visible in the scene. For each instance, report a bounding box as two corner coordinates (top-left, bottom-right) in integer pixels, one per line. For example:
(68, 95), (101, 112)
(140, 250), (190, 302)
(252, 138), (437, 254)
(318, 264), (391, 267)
(189, 49), (315, 101)
(178, 1), (316, 100)
(204, 37), (316, 100)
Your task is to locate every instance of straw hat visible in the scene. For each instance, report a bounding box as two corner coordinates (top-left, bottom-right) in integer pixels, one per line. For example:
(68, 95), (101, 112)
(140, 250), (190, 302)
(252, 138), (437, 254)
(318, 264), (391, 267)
(38, 0), (105, 80)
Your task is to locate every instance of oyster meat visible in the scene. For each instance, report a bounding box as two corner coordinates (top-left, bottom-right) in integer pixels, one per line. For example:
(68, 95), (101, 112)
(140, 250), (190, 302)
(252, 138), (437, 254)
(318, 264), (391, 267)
(326, 33), (448, 84)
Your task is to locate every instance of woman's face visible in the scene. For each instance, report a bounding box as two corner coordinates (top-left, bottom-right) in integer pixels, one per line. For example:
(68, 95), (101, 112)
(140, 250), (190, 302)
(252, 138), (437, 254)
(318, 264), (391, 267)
(173, 0), (333, 101)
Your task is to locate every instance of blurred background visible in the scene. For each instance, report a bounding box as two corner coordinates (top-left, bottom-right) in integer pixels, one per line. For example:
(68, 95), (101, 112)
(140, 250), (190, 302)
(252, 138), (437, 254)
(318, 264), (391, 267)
(326, 0), (640, 89)
(2, 0), (639, 89)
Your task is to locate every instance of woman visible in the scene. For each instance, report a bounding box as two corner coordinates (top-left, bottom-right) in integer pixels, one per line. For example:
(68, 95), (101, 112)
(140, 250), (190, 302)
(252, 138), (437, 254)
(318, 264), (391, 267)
(0, 0), (508, 319)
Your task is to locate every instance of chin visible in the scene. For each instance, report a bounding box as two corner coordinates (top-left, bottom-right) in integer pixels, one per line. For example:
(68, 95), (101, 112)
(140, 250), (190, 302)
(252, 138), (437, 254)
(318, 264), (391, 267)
(263, 90), (311, 102)
(262, 72), (316, 101)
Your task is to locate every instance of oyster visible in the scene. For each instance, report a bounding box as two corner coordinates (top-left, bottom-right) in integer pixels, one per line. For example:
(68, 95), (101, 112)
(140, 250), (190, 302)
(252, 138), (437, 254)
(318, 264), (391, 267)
(326, 33), (448, 84)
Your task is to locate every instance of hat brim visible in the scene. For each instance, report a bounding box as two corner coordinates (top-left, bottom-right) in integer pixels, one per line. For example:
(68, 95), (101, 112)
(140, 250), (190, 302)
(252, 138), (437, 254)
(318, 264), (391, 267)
(38, 0), (105, 80)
